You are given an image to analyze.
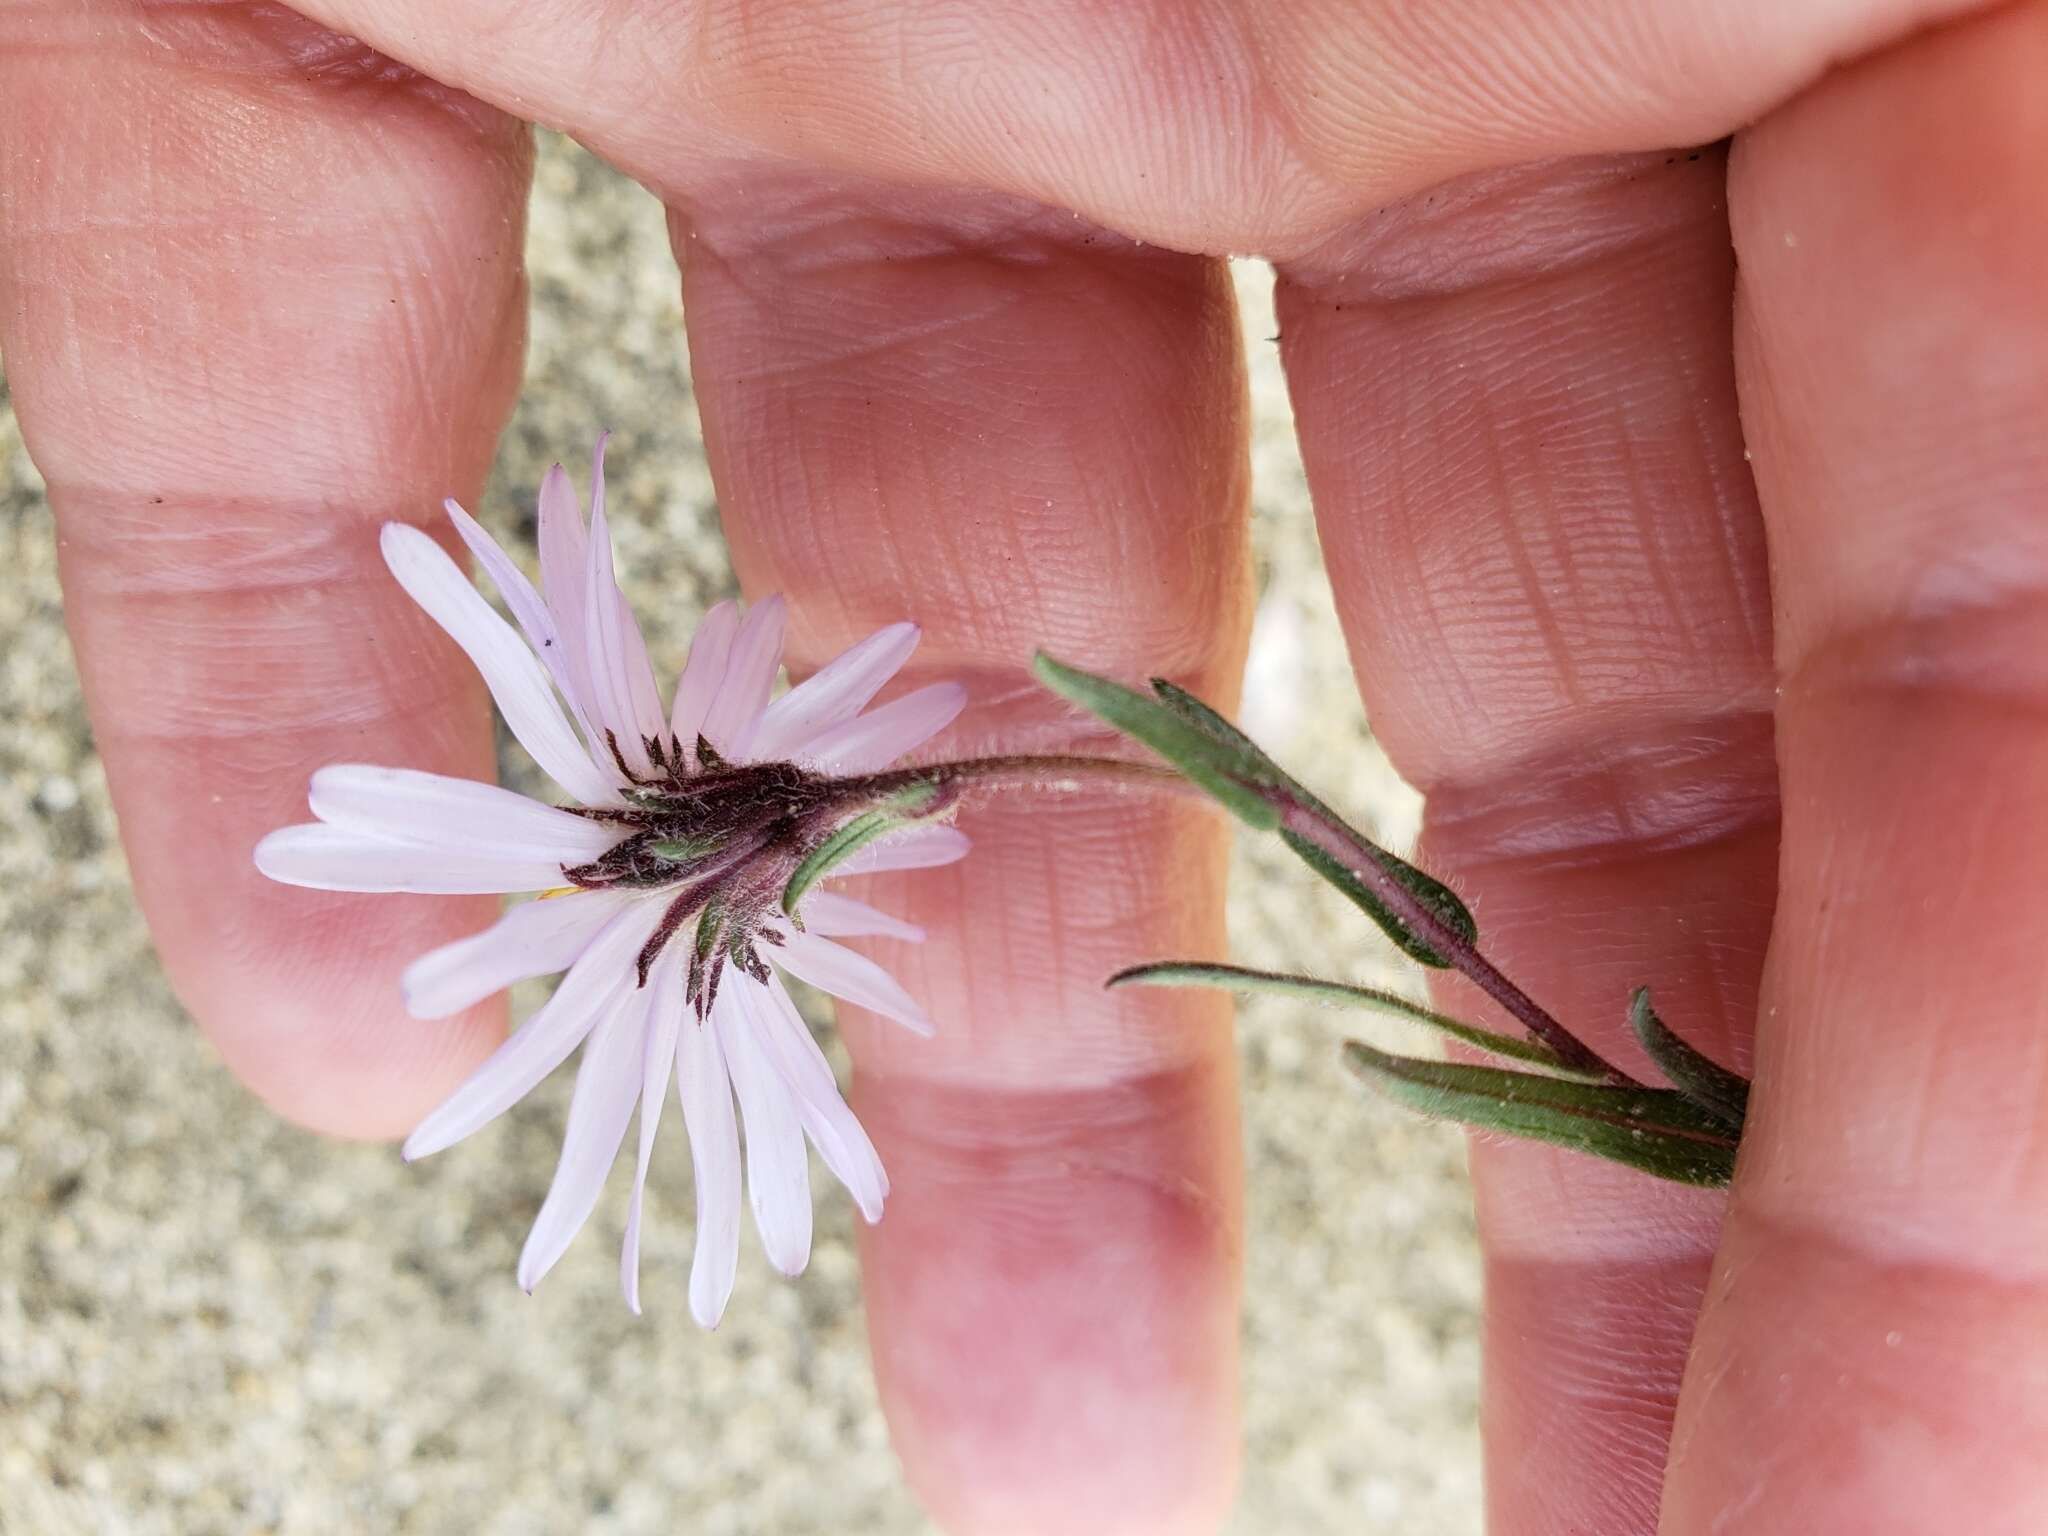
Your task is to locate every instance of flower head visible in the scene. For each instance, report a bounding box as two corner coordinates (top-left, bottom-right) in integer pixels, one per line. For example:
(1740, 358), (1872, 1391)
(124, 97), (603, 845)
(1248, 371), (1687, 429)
(257, 440), (967, 1324)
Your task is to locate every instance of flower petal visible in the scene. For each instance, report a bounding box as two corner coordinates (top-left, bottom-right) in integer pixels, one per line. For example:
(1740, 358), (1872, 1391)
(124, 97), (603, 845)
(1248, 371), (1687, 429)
(379, 523), (617, 806)
(620, 948), (685, 1315)
(771, 928), (935, 1037)
(669, 600), (739, 760)
(798, 891), (927, 943)
(712, 987), (812, 1277)
(441, 497), (583, 717)
(618, 594), (669, 759)
(747, 622), (919, 762)
(745, 978), (887, 1223)
(676, 1006), (742, 1328)
(403, 904), (662, 1160)
(583, 493), (665, 777)
(833, 823), (972, 877)
(517, 978), (652, 1293)
(401, 891), (627, 1020)
(308, 765), (618, 864)
(255, 823), (571, 894)
(797, 682), (966, 774)
(703, 595), (786, 760)
(536, 461), (600, 728)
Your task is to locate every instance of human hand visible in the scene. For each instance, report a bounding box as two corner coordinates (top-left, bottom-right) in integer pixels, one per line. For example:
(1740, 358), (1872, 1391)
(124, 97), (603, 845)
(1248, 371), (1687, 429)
(2, 1), (2043, 1531)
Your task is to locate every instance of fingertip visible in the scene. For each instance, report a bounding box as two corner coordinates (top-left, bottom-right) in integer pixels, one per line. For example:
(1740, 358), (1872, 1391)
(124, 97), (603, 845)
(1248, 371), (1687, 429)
(198, 956), (503, 1143)
(166, 842), (506, 1141)
(857, 1065), (1242, 1536)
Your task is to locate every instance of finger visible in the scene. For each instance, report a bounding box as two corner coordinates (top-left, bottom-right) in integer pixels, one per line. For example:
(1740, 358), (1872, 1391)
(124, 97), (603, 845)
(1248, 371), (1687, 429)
(1667, 7), (2048, 1527)
(281, 0), (1980, 252)
(0, 2), (531, 1136)
(1273, 151), (1774, 1532)
(671, 180), (1250, 1533)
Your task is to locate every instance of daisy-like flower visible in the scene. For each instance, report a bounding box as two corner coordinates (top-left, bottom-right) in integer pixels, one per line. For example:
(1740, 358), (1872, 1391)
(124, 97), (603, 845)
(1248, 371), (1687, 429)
(255, 441), (969, 1326)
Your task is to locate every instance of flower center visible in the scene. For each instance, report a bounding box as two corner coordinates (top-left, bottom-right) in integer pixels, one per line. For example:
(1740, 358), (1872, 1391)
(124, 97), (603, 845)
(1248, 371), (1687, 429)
(556, 755), (881, 1008)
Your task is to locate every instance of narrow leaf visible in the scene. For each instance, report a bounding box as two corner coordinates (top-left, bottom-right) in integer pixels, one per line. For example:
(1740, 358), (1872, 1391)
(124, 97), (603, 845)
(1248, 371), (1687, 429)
(1280, 829), (1476, 969)
(1033, 654), (1279, 828)
(1630, 988), (1750, 1131)
(782, 812), (904, 914)
(1110, 960), (1589, 1074)
(1343, 1042), (1738, 1187)
(1151, 677), (1479, 961)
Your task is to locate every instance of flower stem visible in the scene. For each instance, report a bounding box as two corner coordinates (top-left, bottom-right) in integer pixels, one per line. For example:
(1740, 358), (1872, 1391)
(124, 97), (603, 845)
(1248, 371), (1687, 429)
(847, 755), (1191, 801)
(1277, 802), (1640, 1086)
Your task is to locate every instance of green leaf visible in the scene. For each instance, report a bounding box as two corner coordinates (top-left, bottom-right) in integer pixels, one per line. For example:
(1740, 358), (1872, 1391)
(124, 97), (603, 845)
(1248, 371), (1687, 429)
(1343, 1042), (1739, 1187)
(1110, 960), (1592, 1074)
(1279, 829), (1476, 969)
(781, 811), (909, 915)
(1150, 677), (1479, 964)
(1629, 988), (1750, 1131)
(1033, 654), (1279, 828)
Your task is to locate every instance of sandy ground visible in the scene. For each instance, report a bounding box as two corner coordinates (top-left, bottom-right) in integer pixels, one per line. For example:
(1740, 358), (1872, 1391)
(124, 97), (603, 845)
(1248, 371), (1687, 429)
(0, 134), (1482, 1534)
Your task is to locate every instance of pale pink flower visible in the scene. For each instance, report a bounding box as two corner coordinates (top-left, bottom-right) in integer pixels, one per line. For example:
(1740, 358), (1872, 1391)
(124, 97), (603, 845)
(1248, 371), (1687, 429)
(256, 441), (967, 1325)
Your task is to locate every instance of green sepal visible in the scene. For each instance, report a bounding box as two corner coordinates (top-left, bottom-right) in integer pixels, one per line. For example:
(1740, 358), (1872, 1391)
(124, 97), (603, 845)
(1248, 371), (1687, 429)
(650, 835), (717, 863)
(781, 812), (905, 915)
(1110, 960), (1593, 1076)
(1149, 678), (1478, 966)
(1629, 988), (1750, 1131)
(1032, 654), (1280, 829)
(1343, 1042), (1738, 1187)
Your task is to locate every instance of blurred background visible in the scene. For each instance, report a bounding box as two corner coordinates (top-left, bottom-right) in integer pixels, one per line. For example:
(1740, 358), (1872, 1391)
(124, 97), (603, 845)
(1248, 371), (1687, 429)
(0, 133), (1481, 1534)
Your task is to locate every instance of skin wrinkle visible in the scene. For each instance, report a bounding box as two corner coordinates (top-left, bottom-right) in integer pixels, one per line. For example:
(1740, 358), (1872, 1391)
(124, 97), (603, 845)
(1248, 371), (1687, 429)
(126, 1), (505, 132)
(1474, 378), (1588, 713)
(1777, 588), (2048, 715)
(1688, 1202), (2048, 1398)
(1421, 708), (1779, 864)
(1281, 153), (1728, 300)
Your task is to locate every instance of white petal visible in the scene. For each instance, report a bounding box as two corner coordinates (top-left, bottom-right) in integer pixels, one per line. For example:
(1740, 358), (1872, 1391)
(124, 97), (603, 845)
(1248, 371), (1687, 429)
(401, 891), (627, 1020)
(798, 683), (966, 774)
(703, 595), (786, 760)
(620, 948), (684, 1314)
(583, 496), (665, 777)
(308, 765), (618, 864)
(441, 497), (580, 710)
(403, 904), (661, 1160)
(744, 978), (887, 1222)
(798, 891), (926, 943)
(833, 823), (972, 876)
(517, 979), (652, 1293)
(712, 988), (812, 1277)
(676, 1005), (742, 1328)
(255, 823), (570, 894)
(536, 461), (600, 730)
(618, 595), (670, 759)
(771, 929), (934, 1037)
(669, 600), (739, 759)
(747, 622), (920, 762)
(380, 523), (618, 806)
